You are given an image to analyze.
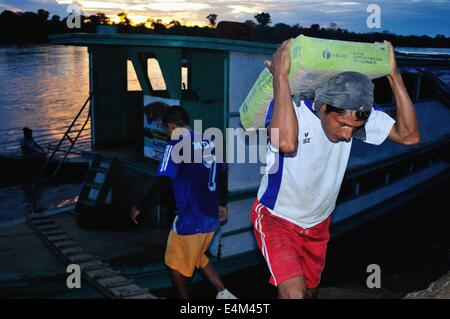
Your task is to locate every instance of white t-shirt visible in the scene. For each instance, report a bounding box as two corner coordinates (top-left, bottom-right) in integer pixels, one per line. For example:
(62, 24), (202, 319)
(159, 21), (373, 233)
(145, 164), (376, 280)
(257, 100), (396, 228)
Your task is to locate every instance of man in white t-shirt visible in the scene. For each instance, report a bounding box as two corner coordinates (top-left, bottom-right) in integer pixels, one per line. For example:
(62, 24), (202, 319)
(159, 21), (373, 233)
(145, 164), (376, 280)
(251, 40), (420, 299)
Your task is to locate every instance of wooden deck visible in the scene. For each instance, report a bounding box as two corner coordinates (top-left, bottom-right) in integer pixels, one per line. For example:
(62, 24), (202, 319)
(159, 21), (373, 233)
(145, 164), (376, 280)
(0, 210), (169, 287)
(26, 214), (157, 299)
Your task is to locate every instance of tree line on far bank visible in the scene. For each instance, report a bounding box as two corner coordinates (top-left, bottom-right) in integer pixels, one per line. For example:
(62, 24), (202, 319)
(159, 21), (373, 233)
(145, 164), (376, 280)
(0, 9), (449, 49)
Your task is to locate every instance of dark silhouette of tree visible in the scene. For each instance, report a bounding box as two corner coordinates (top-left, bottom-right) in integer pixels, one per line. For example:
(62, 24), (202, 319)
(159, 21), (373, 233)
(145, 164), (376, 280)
(329, 22), (337, 30)
(51, 15), (60, 23)
(0, 8), (449, 49)
(168, 20), (181, 28)
(206, 14), (218, 27)
(151, 19), (166, 33)
(254, 12), (271, 27)
(117, 12), (130, 26)
(83, 13), (110, 32)
(37, 9), (49, 22)
(92, 13), (109, 25)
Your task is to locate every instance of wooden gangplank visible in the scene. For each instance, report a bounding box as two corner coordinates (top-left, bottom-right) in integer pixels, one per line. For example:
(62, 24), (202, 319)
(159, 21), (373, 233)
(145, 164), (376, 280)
(26, 214), (157, 299)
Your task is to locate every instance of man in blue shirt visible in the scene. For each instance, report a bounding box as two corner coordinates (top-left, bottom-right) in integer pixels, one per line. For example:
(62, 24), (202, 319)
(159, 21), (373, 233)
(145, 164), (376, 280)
(130, 106), (236, 299)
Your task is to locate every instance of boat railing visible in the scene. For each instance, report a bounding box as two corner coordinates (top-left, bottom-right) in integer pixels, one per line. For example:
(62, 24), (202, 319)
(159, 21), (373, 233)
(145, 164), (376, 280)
(46, 144), (83, 156)
(31, 93), (92, 213)
(226, 135), (450, 203)
(338, 137), (450, 200)
(221, 136), (450, 242)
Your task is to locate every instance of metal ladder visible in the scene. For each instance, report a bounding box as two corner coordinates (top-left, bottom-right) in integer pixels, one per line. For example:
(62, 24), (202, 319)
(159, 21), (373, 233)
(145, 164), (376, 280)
(32, 93), (92, 213)
(75, 153), (115, 215)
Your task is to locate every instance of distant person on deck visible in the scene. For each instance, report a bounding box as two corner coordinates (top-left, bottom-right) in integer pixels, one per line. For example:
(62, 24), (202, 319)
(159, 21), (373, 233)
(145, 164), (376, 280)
(20, 127), (46, 160)
(130, 107), (236, 299)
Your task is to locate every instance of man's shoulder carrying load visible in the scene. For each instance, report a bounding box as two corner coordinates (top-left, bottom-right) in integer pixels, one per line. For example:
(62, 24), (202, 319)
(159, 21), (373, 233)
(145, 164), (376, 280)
(239, 34), (392, 130)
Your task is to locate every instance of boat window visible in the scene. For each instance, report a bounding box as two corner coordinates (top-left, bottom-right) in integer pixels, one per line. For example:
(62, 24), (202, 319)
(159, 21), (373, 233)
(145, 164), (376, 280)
(373, 77), (393, 105)
(182, 65), (188, 90)
(401, 73), (417, 101)
(181, 54), (196, 100)
(147, 58), (166, 91)
(419, 73), (434, 100)
(127, 60), (141, 91)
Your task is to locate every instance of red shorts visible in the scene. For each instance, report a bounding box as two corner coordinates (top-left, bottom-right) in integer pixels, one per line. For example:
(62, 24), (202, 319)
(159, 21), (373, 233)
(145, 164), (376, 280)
(251, 199), (331, 288)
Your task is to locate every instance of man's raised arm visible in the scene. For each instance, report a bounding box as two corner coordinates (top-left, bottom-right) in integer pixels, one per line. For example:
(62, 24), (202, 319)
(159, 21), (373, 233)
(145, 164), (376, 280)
(384, 40), (420, 146)
(264, 39), (299, 153)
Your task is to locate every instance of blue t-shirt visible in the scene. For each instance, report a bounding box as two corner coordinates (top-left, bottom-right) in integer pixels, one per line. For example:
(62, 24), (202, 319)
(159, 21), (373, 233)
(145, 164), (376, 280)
(158, 130), (225, 235)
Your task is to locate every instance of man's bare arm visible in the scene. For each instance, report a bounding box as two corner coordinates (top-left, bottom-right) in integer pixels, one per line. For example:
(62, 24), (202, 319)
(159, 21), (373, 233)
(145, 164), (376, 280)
(264, 39), (298, 153)
(131, 176), (172, 224)
(384, 41), (420, 146)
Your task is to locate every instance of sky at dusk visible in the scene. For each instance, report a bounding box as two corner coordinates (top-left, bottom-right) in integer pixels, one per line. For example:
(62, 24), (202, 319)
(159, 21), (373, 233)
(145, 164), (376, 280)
(0, 0), (449, 36)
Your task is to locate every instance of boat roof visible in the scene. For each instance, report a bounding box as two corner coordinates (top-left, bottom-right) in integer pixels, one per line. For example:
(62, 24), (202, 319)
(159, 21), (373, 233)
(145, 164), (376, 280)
(50, 32), (450, 65)
(49, 33), (278, 54)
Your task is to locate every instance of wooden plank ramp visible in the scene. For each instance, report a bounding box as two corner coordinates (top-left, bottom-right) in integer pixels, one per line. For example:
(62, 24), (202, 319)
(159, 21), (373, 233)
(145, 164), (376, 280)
(26, 214), (158, 299)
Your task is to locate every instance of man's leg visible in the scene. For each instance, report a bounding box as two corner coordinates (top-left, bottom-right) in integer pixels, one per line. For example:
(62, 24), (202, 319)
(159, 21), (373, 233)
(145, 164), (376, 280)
(301, 217), (331, 300)
(169, 267), (189, 299)
(306, 288), (319, 299)
(199, 261), (226, 292)
(277, 275), (307, 299)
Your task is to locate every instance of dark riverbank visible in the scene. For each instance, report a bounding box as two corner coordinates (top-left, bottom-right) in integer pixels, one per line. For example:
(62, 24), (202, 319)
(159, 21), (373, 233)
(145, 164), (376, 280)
(154, 177), (450, 299)
(2, 9), (450, 47)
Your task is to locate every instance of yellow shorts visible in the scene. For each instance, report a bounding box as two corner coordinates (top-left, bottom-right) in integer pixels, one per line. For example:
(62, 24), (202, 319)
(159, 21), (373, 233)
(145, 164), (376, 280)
(164, 230), (215, 277)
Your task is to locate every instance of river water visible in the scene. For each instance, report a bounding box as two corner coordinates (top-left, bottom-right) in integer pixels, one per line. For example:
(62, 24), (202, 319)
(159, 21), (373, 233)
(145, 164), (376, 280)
(0, 45), (93, 155)
(0, 44), (146, 157)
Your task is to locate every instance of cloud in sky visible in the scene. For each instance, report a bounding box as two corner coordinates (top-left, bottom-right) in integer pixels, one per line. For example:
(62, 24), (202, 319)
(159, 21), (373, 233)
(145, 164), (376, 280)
(0, 0), (449, 36)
